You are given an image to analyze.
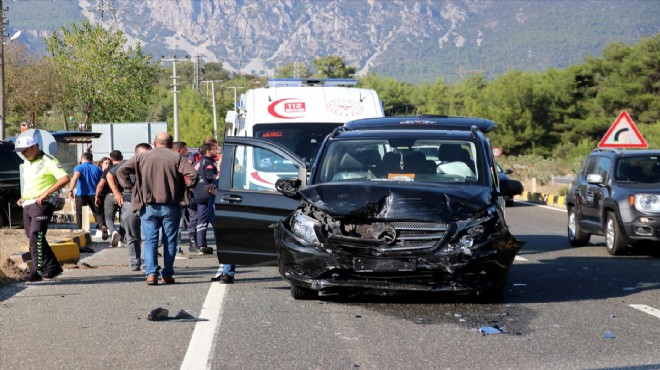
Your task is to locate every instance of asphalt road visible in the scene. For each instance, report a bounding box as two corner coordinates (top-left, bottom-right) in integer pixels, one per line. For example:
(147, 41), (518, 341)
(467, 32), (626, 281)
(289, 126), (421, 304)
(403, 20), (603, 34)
(1, 204), (659, 370)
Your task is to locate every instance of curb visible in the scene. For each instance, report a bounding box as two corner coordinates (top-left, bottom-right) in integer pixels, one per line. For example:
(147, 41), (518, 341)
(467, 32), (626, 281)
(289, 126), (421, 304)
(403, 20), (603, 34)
(515, 191), (566, 208)
(9, 231), (91, 271)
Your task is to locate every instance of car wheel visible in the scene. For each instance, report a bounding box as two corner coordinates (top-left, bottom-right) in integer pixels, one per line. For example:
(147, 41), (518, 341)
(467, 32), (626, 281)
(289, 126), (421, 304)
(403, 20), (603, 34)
(567, 207), (590, 247)
(475, 285), (505, 303)
(606, 212), (628, 256)
(290, 284), (318, 300)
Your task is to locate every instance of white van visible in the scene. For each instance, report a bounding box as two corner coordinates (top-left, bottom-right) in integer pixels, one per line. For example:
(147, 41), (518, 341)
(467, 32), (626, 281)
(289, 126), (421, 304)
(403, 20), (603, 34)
(224, 78), (384, 190)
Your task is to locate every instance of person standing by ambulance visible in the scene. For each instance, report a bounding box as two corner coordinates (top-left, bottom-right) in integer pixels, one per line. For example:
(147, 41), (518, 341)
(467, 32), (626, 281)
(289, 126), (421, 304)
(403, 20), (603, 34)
(14, 136), (70, 282)
(193, 143), (218, 255)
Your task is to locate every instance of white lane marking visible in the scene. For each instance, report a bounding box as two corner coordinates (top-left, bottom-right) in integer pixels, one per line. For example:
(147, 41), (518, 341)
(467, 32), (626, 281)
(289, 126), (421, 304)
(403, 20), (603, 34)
(514, 255), (528, 261)
(516, 200), (567, 213)
(629, 304), (660, 320)
(180, 282), (228, 370)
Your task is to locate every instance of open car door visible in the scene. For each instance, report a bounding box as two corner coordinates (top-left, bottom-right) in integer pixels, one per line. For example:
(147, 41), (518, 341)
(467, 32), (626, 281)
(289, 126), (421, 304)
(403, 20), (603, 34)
(214, 137), (306, 265)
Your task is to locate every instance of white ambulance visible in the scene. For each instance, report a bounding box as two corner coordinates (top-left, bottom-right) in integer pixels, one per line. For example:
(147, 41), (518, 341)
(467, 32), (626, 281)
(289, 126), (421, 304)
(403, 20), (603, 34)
(224, 78), (384, 190)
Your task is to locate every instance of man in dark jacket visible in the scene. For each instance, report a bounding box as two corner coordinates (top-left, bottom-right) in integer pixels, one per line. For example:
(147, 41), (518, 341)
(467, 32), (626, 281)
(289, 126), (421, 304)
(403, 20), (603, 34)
(116, 132), (198, 285)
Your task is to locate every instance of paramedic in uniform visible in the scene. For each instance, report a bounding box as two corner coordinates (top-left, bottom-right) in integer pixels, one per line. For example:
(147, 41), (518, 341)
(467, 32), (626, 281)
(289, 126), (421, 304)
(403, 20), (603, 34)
(15, 136), (70, 282)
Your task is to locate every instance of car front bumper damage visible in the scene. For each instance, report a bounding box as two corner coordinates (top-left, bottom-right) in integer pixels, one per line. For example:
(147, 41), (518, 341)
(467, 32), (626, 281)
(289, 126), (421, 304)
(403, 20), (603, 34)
(274, 219), (523, 296)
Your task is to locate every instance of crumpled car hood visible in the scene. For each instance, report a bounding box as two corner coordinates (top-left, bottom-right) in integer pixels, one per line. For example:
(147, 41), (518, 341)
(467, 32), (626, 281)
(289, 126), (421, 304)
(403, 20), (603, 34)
(298, 182), (494, 221)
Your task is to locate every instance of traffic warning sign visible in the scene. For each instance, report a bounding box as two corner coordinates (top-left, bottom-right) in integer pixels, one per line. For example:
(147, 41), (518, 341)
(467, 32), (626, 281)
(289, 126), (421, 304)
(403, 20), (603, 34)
(598, 111), (648, 148)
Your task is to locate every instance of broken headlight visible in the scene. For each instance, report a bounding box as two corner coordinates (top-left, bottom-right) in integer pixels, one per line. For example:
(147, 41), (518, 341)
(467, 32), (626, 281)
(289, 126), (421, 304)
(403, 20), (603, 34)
(450, 214), (493, 254)
(635, 194), (660, 213)
(290, 211), (321, 244)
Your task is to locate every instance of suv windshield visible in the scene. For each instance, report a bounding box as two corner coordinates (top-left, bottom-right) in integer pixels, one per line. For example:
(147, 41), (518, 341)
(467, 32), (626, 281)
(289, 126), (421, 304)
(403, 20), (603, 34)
(315, 138), (481, 184)
(615, 155), (660, 183)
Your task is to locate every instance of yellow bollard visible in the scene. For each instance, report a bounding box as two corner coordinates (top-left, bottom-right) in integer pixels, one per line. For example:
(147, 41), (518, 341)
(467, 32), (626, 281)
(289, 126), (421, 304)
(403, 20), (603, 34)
(50, 242), (80, 264)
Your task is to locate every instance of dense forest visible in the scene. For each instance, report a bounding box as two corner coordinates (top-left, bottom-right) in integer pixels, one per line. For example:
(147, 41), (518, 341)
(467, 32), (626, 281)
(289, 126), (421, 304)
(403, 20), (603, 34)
(4, 21), (659, 179)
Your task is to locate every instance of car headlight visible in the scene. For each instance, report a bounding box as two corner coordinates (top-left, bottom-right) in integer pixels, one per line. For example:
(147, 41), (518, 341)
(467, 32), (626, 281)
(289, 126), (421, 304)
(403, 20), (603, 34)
(634, 194), (660, 213)
(450, 214), (493, 255)
(290, 211), (321, 244)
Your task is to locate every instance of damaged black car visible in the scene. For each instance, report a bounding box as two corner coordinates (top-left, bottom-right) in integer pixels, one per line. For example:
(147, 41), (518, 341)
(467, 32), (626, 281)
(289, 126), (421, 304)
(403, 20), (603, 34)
(215, 116), (523, 302)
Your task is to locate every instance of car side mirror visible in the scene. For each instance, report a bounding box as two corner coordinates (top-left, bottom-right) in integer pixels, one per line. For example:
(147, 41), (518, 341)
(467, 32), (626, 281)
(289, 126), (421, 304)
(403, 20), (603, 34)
(586, 173), (604, 184)
(500, 178), (524, 197)
(275, 178), (302, 199)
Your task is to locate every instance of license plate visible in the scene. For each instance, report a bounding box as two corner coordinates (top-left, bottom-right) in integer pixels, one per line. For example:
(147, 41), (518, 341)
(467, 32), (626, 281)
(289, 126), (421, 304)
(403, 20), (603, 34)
(353, 257), (416, 272)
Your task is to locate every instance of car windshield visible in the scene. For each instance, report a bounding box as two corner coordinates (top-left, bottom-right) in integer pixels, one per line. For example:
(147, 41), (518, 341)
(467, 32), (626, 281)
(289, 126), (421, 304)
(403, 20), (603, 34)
(615, 155), (660, 183)
(315, 138), (482, 184)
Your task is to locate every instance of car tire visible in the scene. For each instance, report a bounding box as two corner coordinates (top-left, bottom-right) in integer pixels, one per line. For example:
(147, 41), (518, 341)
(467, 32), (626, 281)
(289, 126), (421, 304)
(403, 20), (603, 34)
(0, 209), (7, 228)
(567, 207), (590, 247)
(474, 285), (505, 303)
(606, 212), (628, 256)
(290, 284), (318, 300)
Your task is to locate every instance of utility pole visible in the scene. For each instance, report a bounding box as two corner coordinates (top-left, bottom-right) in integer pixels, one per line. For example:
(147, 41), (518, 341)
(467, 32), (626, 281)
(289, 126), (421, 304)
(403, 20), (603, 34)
(161, 55), (189, 141)
(0, 0), (6, 140)
(224, 86), (242, 111)
(193, 54), (204, 90)
(202, 80), (222, 141)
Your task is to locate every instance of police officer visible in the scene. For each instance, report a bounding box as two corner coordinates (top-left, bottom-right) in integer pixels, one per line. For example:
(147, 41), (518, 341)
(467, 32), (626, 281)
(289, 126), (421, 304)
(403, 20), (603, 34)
(14, 136), (70, 282)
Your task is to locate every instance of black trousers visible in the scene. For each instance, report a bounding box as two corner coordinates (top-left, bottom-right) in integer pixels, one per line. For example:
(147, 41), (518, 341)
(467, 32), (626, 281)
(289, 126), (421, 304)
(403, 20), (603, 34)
(75, 195), (104, 230)
(23, 203), (59, 275)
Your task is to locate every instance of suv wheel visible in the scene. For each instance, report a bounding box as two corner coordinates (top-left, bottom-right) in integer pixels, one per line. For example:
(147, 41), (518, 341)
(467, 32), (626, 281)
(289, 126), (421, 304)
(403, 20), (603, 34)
(567, 207), (590, 247)
(290, 284), (318, 300)
(606, 212), (628, 255)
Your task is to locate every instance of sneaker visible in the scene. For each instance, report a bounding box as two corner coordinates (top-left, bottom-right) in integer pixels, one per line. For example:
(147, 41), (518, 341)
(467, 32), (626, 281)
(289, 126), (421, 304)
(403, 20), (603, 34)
(161, 276), (175, 284)
(130, 266), (141, 271)
(43, 266), (64, 279)
(20, 272), (42, 282)
(110, 231), (120, 247)
(101, 225), (109, 240)
(218, 274), (235, 284)
(199, 246), (214, 255)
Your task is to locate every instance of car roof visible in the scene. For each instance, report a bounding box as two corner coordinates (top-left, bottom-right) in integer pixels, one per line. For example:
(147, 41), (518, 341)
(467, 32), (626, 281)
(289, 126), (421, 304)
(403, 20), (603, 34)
(333, 128), (477, 140)
(590, 148), (660, 157)
(343, 115), (496, 133)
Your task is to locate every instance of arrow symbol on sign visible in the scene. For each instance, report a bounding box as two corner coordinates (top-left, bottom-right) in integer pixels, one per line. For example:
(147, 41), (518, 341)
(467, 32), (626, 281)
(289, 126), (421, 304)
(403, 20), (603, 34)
(613, 128), (629, 142)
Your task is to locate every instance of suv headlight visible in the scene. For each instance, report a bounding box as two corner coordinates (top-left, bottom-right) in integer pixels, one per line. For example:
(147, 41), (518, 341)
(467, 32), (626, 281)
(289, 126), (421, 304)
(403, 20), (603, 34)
(290, 212), (321, 244)
(634, 194), (660, 213)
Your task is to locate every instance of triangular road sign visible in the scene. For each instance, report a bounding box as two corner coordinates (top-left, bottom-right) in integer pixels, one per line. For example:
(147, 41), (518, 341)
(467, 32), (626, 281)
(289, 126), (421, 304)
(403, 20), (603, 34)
(598, 111), (648, 148)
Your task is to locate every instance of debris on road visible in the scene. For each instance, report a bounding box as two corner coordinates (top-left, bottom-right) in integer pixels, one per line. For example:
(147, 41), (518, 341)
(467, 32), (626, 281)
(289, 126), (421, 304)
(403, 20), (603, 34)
(479, 325), (504, 335)
(147, 307), (169, 321)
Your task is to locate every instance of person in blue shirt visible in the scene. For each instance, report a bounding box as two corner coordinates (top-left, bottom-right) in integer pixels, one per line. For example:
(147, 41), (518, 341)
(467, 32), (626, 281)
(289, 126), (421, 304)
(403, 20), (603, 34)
(69, 151), (106, 238)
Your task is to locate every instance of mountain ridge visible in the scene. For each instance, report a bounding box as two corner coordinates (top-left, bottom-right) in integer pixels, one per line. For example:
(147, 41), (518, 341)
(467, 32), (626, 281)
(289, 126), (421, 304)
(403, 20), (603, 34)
(5, 0), (660, 83)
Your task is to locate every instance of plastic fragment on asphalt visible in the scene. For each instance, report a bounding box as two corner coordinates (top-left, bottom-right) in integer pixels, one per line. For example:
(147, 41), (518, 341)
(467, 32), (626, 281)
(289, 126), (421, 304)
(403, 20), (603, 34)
(479, 325), (503, 335)
(174, 309), (195, 320)
(602, 331), (615, 339)
(147, 307), (169, 321)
